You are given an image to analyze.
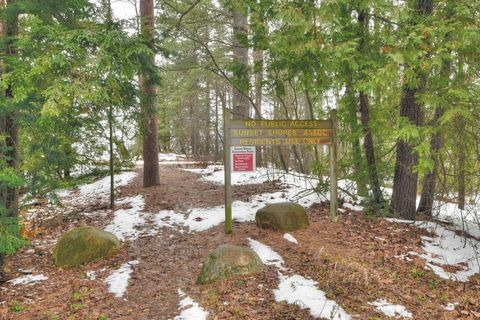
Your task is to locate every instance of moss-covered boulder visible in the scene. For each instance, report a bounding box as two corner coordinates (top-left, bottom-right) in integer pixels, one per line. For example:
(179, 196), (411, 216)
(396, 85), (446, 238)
(53, 226), (120, 267)
(255, 202), (309, 232)
(197, 244), (264, 284)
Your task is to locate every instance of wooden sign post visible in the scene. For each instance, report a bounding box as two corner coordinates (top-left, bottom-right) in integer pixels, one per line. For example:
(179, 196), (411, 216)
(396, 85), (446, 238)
(223, 109), (338, 234)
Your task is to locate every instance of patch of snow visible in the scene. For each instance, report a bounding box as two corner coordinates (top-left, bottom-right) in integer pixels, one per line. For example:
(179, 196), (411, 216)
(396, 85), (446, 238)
(155, 198), (261, 233)
(55, 189), (72, 198)
(368, 299), (412, 319)
(444, 302), (459, 311)
(283, 233), (299, 244)
(174, 289), (209, 320)
(159, 153), (186, 162)
(8, 274), (48, 286)
(104, 195), (146, 241)
(248, 238), (286, 270)
(275, 274), (351, 320)
(386, 219), (480, 282)
(343, 203), (364, 211)
(105, 260), (139, 298)
(77, 171), (137, 204)
(183, 165), (366, 213)
(86, 271), (96, 280)
(248, 239), (350, 319)
(159, 161), (198, 165)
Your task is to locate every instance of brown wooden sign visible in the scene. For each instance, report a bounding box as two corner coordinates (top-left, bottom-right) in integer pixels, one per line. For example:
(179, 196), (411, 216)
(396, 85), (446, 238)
(223, 111), (338, 234)
(230, 120), (332, 146)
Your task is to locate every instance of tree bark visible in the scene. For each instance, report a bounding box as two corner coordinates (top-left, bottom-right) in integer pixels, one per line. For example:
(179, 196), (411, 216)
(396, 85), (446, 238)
(359, 92), (384, 206)
(345, 84), (368, 198)
(140, 0), (160, 187)
(0, 0), (19, 217)
(205, 80), (211, 156)
(231, 7), (249, 119)
(392, 87), (424, 219)
(417, 106), (444, 215)
(254, 49), (263, 167)
(457, 118), (466, 210)
(391, 0), (432, 220)
(417, 57), (450, 215)
(357, 9), (383, 206)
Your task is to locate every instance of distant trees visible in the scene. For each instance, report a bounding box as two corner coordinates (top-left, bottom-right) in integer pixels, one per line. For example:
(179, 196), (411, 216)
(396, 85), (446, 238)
(157, 0), (480, 221)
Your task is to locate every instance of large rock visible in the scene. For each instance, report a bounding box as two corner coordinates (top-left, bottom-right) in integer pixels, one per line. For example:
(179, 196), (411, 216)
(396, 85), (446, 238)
(255, 202), (309, 232)
(197, 244), (264, 284)
(53, 226), (120, 267)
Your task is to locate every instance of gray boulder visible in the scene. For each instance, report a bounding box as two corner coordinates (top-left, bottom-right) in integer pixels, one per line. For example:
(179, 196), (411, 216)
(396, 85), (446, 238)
(197, 244), (264, 284)
(53, 226), (120, 267)
(255, 202), (309, 232)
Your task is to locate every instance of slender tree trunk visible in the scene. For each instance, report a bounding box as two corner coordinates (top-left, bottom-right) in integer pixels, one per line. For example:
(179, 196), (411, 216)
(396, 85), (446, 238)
(214, 85), (219, 162)
(190, 92), (200, 158)
(391, 0), (432, 219)
(108, 105), (115, 209)
(205, 80), (211, 156)
(0, 0), (19, 217)
(457, 118), (466, 210)
(140, 0), (160, 187)
(392, 87), (424, 219)
(103, 0), (115, 209)
(357, 9), (383, 206)
(254, 49), (263, 167)
(231, 7), (249, 119)
(345, 83), (368, 198)
(417, 107), (444, 215)
(359, 92), (384, 205)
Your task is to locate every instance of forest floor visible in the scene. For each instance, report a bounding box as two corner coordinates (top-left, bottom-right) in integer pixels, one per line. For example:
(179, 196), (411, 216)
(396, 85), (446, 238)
(1, 156), (480, 320)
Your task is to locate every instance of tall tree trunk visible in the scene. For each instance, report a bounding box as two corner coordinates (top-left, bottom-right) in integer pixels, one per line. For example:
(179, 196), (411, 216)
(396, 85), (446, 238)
(359, 92), (384, 206)
(417, 107), (444, 215)
(140, 0), (160, 187)
(0, 0), (19, 217)
(457, 118), (466, 210)
(392, 87), (424, 219)
(231, 7), (249, 119)
(254, 49), (263, 167)
(345, 83), (368, 198)
(214, 84), (220, 162)
(357, 9), (383, 206)
(205, 80), (211, 156)
(391, 0), (432, 219)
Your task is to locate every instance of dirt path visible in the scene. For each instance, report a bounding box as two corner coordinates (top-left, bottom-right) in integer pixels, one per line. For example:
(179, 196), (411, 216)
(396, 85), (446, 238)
(1, 164), (479, 319)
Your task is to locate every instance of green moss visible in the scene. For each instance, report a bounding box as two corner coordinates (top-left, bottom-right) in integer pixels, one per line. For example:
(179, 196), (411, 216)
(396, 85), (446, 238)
(197, 244), (264, 284)
(53, 226), (120, 267)
(255, 202), (309, 232)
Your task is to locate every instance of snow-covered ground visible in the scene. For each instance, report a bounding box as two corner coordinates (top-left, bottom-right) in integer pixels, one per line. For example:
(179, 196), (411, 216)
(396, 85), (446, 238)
(8, 274), (48, 286)
(283, 233), (298, 244)
(387, 219), (480, 282)
(174, 289), (209, 320)
(248, 238), (351, 320)
(76, 172), (138, 203)
(104, 195), (146, 241)
(368, 299), (412, 319)
(16, 153), (479, 317)
(104, 260), (139, 299)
